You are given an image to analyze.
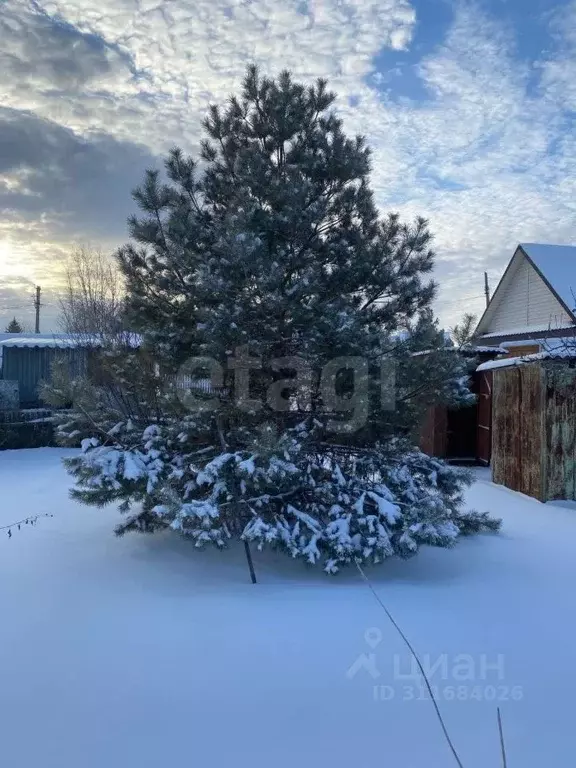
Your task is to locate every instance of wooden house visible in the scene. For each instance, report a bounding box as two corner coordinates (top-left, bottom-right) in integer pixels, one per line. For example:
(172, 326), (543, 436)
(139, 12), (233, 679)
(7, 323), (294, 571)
(473, 243), (576, 352)
(422, 242), (576, 468)
(469, 242), (576, 498)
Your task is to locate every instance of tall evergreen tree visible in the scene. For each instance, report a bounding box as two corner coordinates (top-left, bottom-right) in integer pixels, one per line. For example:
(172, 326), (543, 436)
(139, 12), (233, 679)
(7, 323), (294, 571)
(52, 67), (499, 575)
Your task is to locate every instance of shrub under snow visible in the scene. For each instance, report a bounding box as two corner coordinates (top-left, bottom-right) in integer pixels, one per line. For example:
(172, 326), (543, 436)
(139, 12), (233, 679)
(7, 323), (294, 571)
(63, 421), (500, 574)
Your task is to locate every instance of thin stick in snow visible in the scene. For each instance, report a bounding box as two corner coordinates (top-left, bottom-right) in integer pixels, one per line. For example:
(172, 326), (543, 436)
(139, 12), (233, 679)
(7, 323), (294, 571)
(214, 416), (257, 585)
(497, 707), (508, 768)
(244, 540), (257, 584)
(355, 561), (465, 768)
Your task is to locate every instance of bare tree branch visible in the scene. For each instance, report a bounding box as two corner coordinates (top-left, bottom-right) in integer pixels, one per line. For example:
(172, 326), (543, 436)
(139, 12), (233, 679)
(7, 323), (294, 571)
(58, 246), (126, 342)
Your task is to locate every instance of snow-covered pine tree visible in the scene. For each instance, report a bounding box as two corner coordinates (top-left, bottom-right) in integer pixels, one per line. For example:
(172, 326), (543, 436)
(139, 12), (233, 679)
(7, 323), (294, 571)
(52, 66), (500, 575)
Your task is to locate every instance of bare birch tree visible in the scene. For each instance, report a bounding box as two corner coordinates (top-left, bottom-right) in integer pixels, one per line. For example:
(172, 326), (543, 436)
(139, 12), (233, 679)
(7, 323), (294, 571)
(58, 246), (125, 341)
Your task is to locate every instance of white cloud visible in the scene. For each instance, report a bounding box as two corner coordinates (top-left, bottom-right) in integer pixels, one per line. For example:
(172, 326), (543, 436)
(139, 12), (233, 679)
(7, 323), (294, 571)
(13, 0), (415, 152)
(340, 2), (576, 324)
(1, 0), (576, 329)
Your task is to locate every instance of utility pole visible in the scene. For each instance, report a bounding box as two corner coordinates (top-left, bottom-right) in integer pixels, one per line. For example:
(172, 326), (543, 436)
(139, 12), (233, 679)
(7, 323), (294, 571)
(34, 286), (41, 333)
(484, 272), (490, 308)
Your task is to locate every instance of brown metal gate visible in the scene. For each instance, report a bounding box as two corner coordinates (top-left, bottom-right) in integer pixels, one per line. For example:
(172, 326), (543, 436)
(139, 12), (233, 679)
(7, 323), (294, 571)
(476, 370), (492, 465)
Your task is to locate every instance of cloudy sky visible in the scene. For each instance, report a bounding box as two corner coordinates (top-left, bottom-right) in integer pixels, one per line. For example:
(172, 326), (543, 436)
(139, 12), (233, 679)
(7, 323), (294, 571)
(1, 0), (576, 332)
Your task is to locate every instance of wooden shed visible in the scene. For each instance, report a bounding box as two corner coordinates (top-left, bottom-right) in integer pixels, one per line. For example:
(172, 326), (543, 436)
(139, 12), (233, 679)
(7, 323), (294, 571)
(483, 355), (576, 501)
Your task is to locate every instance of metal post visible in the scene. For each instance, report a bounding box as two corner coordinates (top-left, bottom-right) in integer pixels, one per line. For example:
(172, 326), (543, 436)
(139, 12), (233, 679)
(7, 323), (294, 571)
(34, 286), (41, 333)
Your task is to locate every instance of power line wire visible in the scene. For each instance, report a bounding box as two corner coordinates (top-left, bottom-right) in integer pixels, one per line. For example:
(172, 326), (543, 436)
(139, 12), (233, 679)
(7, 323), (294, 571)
(439, 294), (485, 307)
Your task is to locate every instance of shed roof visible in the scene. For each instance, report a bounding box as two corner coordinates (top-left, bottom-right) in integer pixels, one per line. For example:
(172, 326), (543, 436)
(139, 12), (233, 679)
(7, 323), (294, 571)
(0, 334), (83, 367)
(0, 333), (71, 344)
(0, 336), (81, 349)
(477, 346), (576, 372)
(0, 333), (141, 350)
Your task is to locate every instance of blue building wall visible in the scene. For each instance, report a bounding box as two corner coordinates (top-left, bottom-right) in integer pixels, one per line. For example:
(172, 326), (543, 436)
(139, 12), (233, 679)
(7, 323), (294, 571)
(1, 346), (88, 407)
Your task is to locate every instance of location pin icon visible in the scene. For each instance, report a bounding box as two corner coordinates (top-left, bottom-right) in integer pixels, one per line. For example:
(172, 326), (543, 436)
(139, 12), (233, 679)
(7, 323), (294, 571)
(364, 627), (382, 649)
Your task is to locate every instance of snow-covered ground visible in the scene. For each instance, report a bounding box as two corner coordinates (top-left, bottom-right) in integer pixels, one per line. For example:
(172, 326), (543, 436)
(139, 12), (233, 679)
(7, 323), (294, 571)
(0, 449), (574, 768)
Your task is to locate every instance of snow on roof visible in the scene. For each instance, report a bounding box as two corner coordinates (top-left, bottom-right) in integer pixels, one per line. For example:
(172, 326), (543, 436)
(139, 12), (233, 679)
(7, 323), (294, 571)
(0, 333), (141, 350)
(477, 356), (527, 372)
(497, 336), (575, 350)
(477, 346), (576, 372)
(0, 335), (96, 350)
(520, 243), (576, 313)
(469, 345), (506, 353)
(0, 334), (79, 365)
(498, 339), (541, 349)
(477, 322), (576, 339)
(456, 344), (505, 354)
(411, 344), (503, 359)
(0, 332), (69, 342)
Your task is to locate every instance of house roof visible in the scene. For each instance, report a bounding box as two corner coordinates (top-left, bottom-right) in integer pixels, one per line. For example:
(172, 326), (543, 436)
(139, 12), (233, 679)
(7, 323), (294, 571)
(519, 243), (576, 313)
(477, 322), (576, 340)
(474, 243), (576, 339)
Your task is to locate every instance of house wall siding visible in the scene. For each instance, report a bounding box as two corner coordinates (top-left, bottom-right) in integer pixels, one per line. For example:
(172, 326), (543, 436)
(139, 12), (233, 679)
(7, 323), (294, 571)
(487, 257), (570, 333)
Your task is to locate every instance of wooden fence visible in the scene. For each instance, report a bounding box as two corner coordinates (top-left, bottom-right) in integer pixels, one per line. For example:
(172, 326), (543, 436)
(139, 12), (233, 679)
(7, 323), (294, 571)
(492, 363), (576, 501)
